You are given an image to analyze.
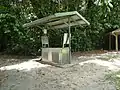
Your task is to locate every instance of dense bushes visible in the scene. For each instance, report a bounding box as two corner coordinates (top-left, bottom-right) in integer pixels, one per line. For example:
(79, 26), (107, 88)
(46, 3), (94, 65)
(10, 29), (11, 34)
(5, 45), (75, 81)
(0, 0), (120, 55)
(0, 14), (22, 52)
(0, 14), (41, 55)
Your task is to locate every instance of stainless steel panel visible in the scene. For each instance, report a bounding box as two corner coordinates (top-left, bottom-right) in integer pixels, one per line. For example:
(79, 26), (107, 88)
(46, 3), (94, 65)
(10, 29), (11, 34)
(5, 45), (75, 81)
(42, 48), (69, 64)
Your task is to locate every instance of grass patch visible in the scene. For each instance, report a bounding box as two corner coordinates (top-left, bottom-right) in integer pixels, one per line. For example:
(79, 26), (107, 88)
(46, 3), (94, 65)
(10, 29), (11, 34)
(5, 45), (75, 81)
(106, 71), (120, 90)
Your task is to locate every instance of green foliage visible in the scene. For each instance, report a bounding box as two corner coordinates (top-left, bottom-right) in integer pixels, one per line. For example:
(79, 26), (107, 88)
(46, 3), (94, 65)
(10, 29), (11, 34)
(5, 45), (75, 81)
(106, 71), (120, 90)
(0, 0), (120, 55)
(0, 14), (22, 51)
(0, 0), (40, 55)
(0, 13), (42, 55)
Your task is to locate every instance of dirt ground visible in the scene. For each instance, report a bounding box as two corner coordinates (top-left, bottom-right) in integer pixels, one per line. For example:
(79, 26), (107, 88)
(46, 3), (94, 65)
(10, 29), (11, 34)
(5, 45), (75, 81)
(0, 51), (119, 90)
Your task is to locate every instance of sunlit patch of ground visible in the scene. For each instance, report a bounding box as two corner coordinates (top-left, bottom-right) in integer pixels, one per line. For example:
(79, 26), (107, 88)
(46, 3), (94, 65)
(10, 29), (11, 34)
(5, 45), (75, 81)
(78, 52), (120, 72)
(0, 58), (50, 71)
(0, 51), (120, 90)
(77, 51), (120, 89)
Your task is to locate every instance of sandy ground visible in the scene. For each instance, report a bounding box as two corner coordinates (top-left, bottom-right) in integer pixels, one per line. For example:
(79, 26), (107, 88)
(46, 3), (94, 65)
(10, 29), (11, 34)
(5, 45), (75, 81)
(0, 51), (120, 90)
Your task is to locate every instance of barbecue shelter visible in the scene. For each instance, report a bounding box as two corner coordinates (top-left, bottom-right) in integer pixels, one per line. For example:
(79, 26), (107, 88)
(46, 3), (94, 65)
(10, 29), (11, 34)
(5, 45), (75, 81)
(23, 11), (90, 64)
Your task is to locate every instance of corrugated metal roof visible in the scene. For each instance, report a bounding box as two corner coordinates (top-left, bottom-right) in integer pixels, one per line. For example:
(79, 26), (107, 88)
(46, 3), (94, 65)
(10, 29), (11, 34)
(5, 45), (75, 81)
(23, 11), (90, 29)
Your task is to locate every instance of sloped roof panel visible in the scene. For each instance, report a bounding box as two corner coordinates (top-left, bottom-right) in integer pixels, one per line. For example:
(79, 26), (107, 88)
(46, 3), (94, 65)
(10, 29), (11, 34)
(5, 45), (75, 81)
(23, 11), (90, 29)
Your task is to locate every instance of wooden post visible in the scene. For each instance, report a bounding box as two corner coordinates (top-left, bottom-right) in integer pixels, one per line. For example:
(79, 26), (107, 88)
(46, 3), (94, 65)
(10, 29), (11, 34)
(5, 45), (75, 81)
(115, 35), (118, 51)
(109, 34), (111, 50)
(68, 17), (71, 64)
